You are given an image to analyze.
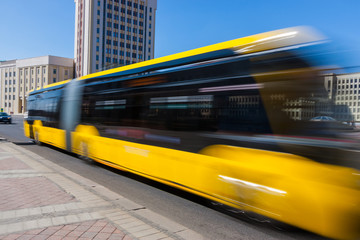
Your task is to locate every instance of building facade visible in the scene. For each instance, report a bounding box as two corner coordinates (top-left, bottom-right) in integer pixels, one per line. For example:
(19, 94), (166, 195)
(0, 56), (74, 114)
(74, 0), (157, 77)
(325, 72), (360, 122)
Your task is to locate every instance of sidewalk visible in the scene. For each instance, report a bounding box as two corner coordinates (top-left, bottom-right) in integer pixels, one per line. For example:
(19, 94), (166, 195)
(0, 140), (203, 240)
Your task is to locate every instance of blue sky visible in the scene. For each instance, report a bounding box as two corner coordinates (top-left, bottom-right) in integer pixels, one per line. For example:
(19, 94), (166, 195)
(1, 0), (359, 68)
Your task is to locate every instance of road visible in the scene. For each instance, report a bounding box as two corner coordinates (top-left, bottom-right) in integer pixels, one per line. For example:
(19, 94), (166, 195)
(0, 115), (328, 240)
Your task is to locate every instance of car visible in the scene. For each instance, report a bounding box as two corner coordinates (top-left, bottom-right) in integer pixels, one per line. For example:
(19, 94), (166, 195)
(0, 112), (12, 124)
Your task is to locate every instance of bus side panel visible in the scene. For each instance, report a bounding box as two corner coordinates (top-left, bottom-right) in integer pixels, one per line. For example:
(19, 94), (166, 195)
(39, 126), (66, 149)
(85, 134), (360, 240)
(24, 120), (31, 139)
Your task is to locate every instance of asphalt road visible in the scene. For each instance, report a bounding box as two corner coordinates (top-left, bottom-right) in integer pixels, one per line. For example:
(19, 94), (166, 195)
(0, 115), (328, 240)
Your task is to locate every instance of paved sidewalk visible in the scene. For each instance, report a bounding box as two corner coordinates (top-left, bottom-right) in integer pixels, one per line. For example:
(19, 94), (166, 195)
(0, 140), (203, 240)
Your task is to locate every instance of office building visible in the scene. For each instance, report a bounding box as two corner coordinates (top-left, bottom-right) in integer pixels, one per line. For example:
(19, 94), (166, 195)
(74, 0), (157, 77)
(325, 72), (360, 122)
(0, 56), (74, 114)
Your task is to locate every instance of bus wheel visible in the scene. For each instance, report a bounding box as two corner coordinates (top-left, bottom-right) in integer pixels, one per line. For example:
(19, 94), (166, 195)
(34, 131), (42, 146)
(79, 142), (93, 163)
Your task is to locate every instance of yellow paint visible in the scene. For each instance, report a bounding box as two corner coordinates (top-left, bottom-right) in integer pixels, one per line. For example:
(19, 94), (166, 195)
(70, 128), (359, 240)
(23, 120), (31, 138)
(28, 79), (71, 94)
(32, 120), (66, 149)
(71, 125), (100, 155)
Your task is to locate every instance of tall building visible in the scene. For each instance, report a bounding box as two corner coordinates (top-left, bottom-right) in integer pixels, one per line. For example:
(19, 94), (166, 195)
(0, 56), (74, 114)
(74, 0), (157, 77)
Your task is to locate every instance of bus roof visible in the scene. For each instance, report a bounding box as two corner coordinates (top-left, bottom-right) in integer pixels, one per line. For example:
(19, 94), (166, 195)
(78, 26), (324, 81)
(28, 79), (71, 95)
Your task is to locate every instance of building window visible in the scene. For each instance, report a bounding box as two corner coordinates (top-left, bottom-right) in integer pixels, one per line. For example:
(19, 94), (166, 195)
(53, 78), (56, 83)
(53, 69), (56, 74)
(65, 70), (68, 75)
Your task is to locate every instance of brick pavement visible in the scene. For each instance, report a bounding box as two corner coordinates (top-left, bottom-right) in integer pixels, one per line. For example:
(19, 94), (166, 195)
(0, 141), (203, 240)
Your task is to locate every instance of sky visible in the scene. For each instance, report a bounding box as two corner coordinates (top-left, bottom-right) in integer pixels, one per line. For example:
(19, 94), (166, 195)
(1, 0), (359, 69)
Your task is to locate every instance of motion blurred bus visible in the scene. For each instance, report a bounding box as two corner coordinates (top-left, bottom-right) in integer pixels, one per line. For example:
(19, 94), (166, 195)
(24, 27), (360, 240)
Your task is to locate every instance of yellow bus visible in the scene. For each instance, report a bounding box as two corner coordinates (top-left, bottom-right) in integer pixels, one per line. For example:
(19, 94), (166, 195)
(25, 27), (360, 240)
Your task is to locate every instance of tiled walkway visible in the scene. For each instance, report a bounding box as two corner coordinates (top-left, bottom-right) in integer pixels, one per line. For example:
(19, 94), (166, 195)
(0, 141), (202, 240)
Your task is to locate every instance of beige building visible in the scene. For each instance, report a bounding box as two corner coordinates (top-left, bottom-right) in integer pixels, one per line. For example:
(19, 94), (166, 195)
(0, 56), (74, 114)
(74, 0), (157, 77)
(325, 72), (360, 122)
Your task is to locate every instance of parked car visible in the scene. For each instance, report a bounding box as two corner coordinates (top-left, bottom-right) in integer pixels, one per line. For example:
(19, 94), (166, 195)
(0, 112), (12, 124)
